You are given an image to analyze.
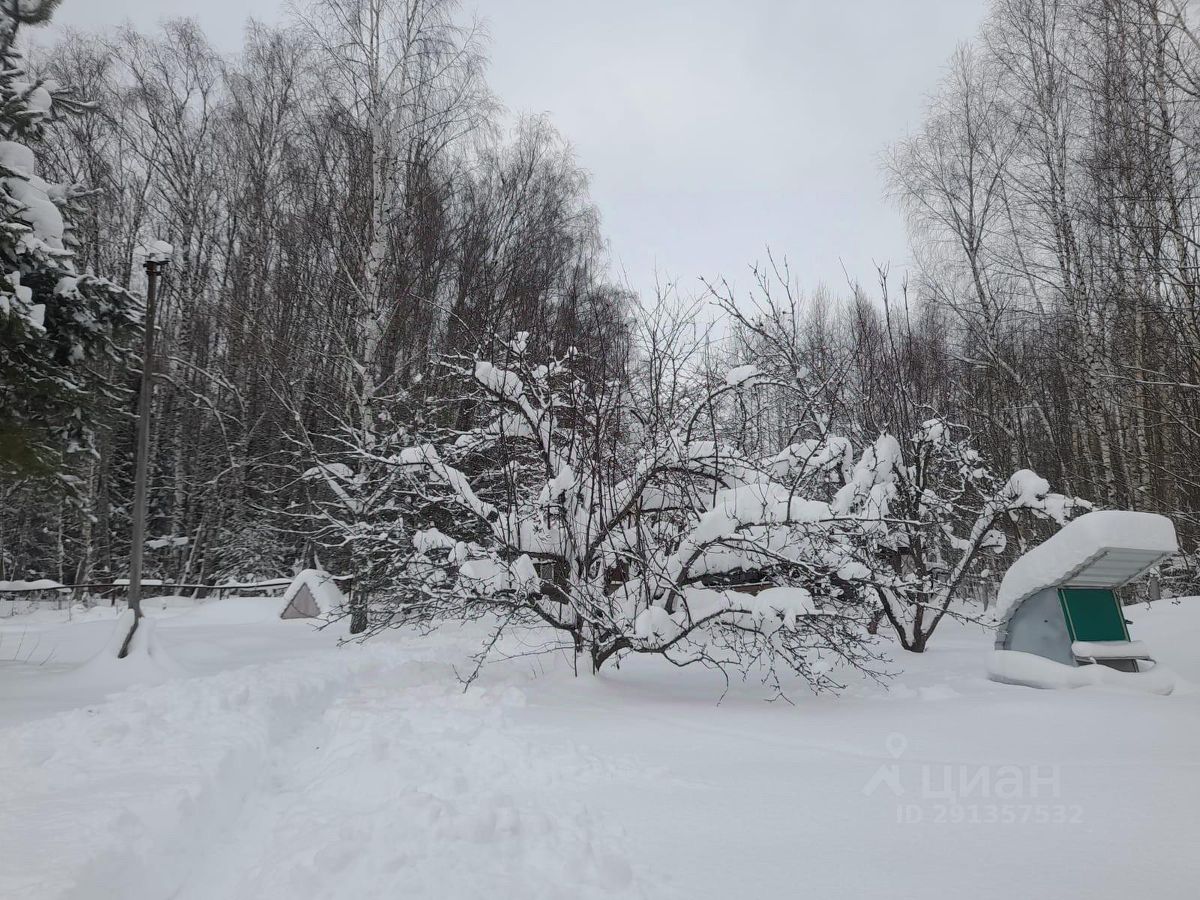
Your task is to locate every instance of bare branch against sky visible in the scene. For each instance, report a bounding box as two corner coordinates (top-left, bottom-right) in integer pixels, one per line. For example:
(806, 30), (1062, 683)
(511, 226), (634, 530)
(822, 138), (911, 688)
(48, 0), (987, 299)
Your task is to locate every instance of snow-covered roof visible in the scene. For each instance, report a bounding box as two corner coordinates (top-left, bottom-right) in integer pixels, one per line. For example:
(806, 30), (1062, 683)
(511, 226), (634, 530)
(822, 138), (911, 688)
(280, 569), (346, 617)
(0, 578), (63, 591)
(994, 511), (1177, 625)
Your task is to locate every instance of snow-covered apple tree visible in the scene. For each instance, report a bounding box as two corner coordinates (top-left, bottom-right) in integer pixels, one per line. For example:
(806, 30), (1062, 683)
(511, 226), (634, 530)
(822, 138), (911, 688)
(385, 333), (885, 691)
(0, 0), (140, 478)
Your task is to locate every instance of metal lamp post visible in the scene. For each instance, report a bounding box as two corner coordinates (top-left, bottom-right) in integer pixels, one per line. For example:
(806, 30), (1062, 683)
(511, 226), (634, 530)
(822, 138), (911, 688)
(127, 252), (169, 625)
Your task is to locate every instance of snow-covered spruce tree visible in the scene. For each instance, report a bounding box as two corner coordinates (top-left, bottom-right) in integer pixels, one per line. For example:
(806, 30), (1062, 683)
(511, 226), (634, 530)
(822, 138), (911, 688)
(390, 335), (884, 691)
(0, 0), (139, 479)
(832, 419), (1086, 652)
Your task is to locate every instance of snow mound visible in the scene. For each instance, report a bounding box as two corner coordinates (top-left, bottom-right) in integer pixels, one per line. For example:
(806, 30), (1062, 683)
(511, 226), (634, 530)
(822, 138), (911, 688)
(987, 650), (1175, 695)
(1071, 640), (1152, 661)
(993, 511), (1177, 625)
(72, 610), (185, 690)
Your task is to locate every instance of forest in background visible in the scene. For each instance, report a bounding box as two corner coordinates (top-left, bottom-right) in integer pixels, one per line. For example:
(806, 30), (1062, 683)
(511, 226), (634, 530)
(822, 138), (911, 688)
(2, 0), (632, 585)
(6, 0), (1200, 626)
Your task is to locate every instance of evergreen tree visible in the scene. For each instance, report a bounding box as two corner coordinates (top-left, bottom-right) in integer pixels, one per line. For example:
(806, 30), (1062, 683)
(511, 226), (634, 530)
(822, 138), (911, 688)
(0, 0), (139, 478)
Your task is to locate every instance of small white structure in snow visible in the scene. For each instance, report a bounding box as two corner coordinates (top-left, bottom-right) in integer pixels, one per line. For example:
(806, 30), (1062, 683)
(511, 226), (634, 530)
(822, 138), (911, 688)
(280, 570), (346, 619)
(989, 511), (1177, 692)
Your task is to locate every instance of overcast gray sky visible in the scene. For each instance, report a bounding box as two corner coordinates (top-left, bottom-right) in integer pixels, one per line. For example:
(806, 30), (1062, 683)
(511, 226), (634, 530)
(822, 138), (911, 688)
(49, 0), (989, 302)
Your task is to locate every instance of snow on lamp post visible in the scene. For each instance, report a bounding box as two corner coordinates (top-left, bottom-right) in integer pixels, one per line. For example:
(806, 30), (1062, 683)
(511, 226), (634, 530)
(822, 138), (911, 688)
(126, 241), (172, 635)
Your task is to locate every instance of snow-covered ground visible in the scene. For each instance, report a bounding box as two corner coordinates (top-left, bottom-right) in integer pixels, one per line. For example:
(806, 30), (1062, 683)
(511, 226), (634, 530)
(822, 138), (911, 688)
(3, 595), (1199, 899)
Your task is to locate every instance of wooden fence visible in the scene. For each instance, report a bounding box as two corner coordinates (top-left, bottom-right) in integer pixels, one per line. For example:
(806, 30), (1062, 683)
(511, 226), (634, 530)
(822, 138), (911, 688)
(0, 575), (353, 612)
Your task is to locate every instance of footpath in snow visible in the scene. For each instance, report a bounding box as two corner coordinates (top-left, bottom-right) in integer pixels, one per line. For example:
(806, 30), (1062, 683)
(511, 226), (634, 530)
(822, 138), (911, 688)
(0, 601), (648, 900)
(2, 595), (1200, 899)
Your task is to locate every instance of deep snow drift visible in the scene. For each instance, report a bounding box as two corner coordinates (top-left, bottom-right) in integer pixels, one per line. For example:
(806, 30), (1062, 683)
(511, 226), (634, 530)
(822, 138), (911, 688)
(2, 594), (1199, 899)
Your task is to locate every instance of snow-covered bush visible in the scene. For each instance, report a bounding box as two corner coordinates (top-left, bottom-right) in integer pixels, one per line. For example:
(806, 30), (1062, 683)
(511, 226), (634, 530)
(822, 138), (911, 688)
(833, 419), (1086, 651)
(709, 263), (1087, 653)
(0, 1), (139, 478)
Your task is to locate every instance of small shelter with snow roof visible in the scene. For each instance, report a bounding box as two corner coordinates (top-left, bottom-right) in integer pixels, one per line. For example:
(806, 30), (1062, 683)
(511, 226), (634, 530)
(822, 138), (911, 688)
(988, 511), (1177, 689)
(280, 569), (346, 619)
